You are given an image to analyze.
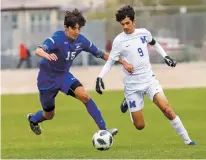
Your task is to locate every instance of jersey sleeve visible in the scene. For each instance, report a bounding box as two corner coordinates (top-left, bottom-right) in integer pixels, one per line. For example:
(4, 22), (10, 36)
(108, 37), (122, 61)
(39, 31), (60, 53)
(82, 36), (104, 59)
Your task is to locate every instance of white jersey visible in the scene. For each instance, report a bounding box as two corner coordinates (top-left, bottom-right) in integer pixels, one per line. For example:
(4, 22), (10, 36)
(109, 28), (155, 84)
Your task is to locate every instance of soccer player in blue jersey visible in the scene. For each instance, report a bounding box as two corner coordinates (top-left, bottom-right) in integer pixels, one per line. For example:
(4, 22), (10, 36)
(27, 9), (133, 136)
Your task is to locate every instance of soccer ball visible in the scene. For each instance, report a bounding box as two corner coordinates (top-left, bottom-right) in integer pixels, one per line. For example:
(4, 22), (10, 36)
(92, 130), (113, 151)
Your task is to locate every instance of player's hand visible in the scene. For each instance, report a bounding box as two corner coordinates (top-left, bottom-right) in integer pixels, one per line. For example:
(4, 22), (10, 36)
(164, 56), (177, 67)
(123, 63), (134, 73)
(96, 77), (105, 94)
(45, 53), (58, 61)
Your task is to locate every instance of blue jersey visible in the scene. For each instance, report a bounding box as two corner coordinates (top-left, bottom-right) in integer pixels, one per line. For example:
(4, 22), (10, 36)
(37, 30), (104, 90)
(39, 30), (104, 74)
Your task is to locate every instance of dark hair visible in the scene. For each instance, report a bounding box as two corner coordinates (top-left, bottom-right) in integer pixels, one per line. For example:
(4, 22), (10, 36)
(64, 8), (86, 28)
(115, 5), (135, 22)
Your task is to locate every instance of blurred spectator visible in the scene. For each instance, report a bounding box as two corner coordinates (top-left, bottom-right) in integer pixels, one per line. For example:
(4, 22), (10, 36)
(17, 43), (31, 68)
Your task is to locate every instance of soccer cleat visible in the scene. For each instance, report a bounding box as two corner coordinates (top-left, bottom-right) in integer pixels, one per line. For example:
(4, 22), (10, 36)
(107, 128), (118, 137)
(120, 98), (128, 113)
(27, 113), (42, 135)
(187, 141), (196, 145)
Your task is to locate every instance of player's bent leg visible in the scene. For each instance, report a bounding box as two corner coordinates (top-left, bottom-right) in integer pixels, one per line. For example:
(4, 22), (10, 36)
(27, 109), (55, 135)
(27, 88), (58, 135)
(71, 84), (107, 130)
(39, 87), (58, 120)
(74, 86), (90, 103)
(68, 82), (118, 136)
(125, 89), (145, 130)
(153, 92), (176, 120)
(131, 110), (145, 130)
(153, 92), (195, 145)
(125, 90), (145, 130)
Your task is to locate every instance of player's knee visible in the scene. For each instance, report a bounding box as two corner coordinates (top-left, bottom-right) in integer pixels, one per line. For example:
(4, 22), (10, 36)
(163, 105), (176, 120)
(77, 92), (90, 103)
(134, 123), (145, 130)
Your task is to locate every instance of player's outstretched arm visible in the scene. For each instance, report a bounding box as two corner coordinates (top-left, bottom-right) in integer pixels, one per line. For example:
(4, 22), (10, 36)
(103, 52), (134, 73)
(82, 36), (133, 72)
(150, 39), (177, 67)
(95, 58), (115, 94)
(118, 58), (134, 73)
(36, 48), (58, 61)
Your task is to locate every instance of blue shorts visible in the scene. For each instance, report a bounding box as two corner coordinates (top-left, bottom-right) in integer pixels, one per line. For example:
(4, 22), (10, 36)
(37, 72), (82, 112)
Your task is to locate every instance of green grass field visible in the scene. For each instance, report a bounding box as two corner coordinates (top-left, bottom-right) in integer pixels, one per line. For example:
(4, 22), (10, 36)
(1, 88), (206, 159)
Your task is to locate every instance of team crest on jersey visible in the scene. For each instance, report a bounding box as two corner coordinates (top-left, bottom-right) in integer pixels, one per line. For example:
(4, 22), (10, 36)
(75, 43), (82, 51)
(140, 36), (147, 43)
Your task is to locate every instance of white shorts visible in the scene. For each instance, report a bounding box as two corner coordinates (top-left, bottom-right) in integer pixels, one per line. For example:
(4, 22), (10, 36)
(124, 79), (164, 113)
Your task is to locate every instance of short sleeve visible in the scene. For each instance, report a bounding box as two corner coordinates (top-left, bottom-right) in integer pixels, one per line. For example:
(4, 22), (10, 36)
(109, 37), (122, 61)
(39, 31), (60, 52)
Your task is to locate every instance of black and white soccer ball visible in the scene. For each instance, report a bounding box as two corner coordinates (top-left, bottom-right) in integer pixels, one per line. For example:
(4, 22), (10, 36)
(92, 130), (113, 151)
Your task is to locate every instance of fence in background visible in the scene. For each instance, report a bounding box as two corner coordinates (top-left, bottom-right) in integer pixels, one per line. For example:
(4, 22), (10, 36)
(1, 11), (206, 69)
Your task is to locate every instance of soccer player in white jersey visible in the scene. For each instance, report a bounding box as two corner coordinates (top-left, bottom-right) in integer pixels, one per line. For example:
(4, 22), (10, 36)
(95, 5), (195, 145)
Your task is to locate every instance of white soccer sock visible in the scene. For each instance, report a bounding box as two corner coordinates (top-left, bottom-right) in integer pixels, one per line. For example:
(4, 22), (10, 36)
(170, 115), (192, 144)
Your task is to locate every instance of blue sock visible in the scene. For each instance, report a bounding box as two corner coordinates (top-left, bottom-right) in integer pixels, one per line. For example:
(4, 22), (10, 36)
(30, 110), (46, 124)
(85, 99), (106, 130)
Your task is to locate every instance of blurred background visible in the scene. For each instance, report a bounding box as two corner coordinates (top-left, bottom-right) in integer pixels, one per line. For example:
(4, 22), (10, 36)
(1, 0), (206, 69)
